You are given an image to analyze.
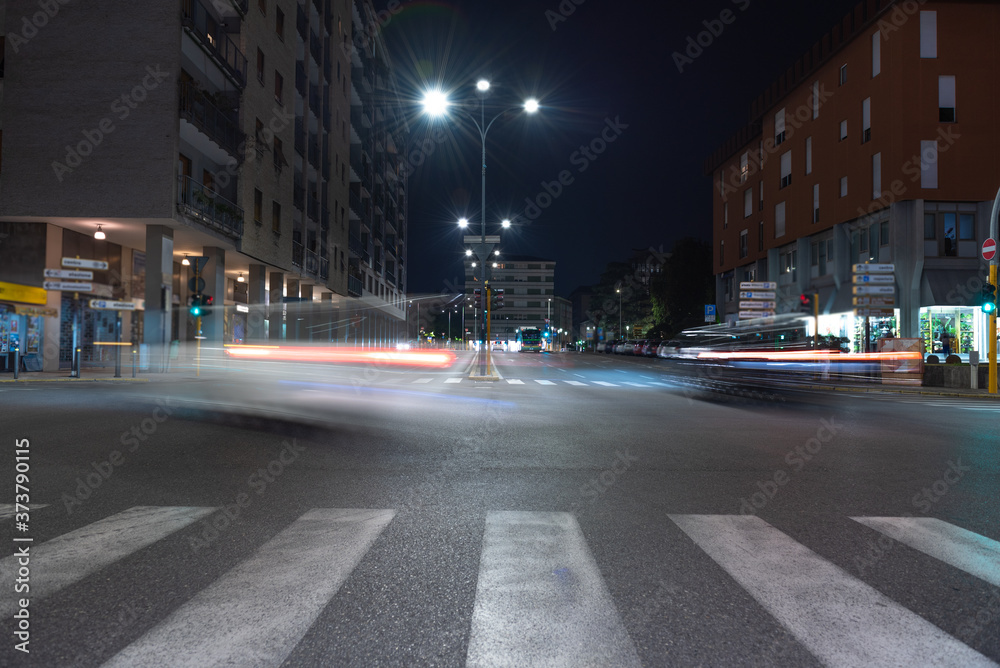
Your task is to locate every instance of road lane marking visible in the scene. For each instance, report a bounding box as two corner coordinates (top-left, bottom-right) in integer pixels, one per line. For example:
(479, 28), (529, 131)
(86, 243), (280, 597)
(648, 382), (671, 387)
(574, 374), (585, 378)
(535, 380), (556, 385)
(622, 382), (648, 387)
(444, 378), (463, 384)
(466, 511), (641, 668)
(592, 381), (617, 387)
(0, 503), (48, 521)
(0, 506), (216, 617)
(104, 508), (395, 668)
(851, 517), (1000, 587)
(669, 514), (994, 668)
(564, 381), (586, 386)
(412, 378), (433, 384)
(506, 379), (524, 385)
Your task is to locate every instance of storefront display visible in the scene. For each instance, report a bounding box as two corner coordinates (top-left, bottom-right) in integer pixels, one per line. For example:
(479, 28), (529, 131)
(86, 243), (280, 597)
(919, 307), (975, 356)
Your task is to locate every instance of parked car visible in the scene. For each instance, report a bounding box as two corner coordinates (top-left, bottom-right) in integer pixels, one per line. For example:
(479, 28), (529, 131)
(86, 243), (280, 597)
(643, 339), (662, 357)
(605, 340), (618, 354)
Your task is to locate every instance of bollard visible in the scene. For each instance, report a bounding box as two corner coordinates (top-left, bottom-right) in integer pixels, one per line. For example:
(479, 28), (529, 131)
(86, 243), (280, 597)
(13, 345), (19, 381)
(970, 351), (979, 390)
(132, 348), (137, 378)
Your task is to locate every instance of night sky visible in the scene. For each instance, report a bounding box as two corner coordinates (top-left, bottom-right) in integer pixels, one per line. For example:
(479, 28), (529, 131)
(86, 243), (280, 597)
(381, 0), (861, 297)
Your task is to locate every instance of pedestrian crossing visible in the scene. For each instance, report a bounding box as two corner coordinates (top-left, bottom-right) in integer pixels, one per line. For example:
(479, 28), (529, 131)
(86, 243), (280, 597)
(390, 376), (675, 389)
(3, 508), (997, 666)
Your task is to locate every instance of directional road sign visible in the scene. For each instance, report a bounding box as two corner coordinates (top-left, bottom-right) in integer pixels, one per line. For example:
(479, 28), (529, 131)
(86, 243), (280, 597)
(43, 281), (92, 291)
(740, 301), (777, 310)
(852, 263), (895, 273)
(739, 281), (777, 290)
(853, 296), (895, 306)
(852, 285), (896, 295)
(44, 268), (94, 280)
(739, 311), (775, 319)
(739, 291), (776, 300)
(854, 308), (895, 317)
(852, 274), (895, 284)
(62, 257), (109, 270)
(88, 300), (137, 310)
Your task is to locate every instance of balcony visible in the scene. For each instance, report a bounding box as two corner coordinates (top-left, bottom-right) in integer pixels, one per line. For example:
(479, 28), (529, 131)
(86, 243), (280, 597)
(320, 257), (330, 281)
(307, 196), (319, 222)
(309, 31), (322, 64)
(309, 85), (321, 117)
(296, 4), (307, 39)
(304, 248), (319, 276)
(295, 62), (306, 96)
(348, 274), (362, 297)
(181, 0), (247, 88)
(321, 206), (330, 231)
(176, 175), (244, 239)
(178, 82), (243, 157)
(349, 234), (370, 265)
(292, 240), (303, 267)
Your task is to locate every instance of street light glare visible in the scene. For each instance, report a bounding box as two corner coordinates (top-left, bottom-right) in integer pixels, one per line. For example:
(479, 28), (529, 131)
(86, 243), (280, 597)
(422, 89), (449, 116)
(465, 249), (472, 256)
(476, 79), (490, 92)
(458, 217), (469, 228)
(524, 98), (540, 113)
(501, 219), (511, 228)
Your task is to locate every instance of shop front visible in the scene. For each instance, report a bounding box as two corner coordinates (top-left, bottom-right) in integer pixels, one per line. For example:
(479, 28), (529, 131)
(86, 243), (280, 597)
(918, 306), (984, 359)
(0, 282), (53, 373)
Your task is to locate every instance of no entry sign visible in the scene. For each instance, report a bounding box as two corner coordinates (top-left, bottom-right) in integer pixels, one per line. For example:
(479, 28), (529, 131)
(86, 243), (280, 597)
(984, 238), (997, 261)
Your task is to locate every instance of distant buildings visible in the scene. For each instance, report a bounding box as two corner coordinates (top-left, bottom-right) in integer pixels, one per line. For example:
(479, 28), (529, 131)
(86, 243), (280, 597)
(0, 0), (408, 372)
(707, 0), (1000, 354)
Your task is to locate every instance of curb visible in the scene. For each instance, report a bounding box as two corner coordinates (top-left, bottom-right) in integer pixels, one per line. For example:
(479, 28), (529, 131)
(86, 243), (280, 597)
(801, 384), (1000, 399)
(0, 377), (150, 383)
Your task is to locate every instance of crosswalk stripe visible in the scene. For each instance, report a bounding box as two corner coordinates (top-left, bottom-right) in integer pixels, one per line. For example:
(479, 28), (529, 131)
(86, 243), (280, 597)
(622, 382), (648, 387)
(534, 379), (556, 385)
(592, 381), (617, 387)
(0, 503), (48, 521)
(466, 511), (641, 667)
(444, 377), (463, 383)
(0, 506), (216, 617)
(851, 517), (1000, 587)
(648, 381), (671, 386)
(506, 379), (524, 385)
(669, 514), (994, 668)
(564, 380), (586, 386)
(103, 508), (395, 668)
(412, 378), (433, 384)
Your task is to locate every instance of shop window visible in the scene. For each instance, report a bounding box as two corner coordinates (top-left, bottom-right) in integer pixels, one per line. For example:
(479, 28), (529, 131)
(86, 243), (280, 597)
(880, 221), (889, 246)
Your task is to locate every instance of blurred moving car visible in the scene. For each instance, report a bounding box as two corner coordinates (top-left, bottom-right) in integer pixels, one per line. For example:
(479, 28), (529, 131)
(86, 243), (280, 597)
(658, 340), (683, 358)
(643, 340), (662, 357)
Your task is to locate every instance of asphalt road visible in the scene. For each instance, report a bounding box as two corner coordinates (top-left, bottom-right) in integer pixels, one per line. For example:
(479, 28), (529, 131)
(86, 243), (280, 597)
(1, 350), (998, 667)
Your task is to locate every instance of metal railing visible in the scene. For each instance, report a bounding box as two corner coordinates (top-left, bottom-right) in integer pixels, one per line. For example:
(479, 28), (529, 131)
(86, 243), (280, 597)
(178, 82), (243, 157)
(320, 257), (330, 280)
(181, 0), (247, 88)
(176, 175), (244, 238)
(307, 197), (319, 222)
(292, 240), (303, 267)
(296, 4), (307, 39)
(348, 275), (362, 296)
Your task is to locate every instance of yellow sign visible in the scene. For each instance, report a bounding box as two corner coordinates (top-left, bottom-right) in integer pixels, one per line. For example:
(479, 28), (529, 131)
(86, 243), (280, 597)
(0, 281), (48, 306)
(14, 305), (58, 317)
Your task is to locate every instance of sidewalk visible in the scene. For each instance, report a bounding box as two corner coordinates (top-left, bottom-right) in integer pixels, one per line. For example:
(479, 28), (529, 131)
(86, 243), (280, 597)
(799, 381), (1000, 400)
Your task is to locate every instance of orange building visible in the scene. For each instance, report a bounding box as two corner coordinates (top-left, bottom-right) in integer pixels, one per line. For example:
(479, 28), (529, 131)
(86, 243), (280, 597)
(706, 0), (1000, 355)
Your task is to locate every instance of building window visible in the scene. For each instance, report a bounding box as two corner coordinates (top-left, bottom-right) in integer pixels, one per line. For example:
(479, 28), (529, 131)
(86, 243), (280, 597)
(744, 188), (752, 218)
(781, 249), (797, 282)
(872, 153), (882, 199)
(880, 221), (890, 246)
(723, 202), (728, 229)
(779, 151), (791, 189)
(720, 240), (725, 266)
(840, 176), (848, 198)
(872, 32), (881, 77)
(813, 184), (820, 223)
(258, 0), (266, 14)
(839, 120), (848, 141)
(758, 221), (764, 251)
(759, 182), (764, 211)
(862, 98), (871, 143)
(273, 137), (285, 170)
(920, 11), (937, 58)
(774, 108), (786, 145)
(272, 201), (280, 233)
(740, 152), (748, 183)
(924, 213), (937, 241)
(775, 201), (786, 238)
(275, 7), (284, 40)
(959, 213), (975, 241)
(924, 213), (961, 257)
(274, 71), (283, 104)
(739, 230), (748, 259)
(256, 49), (265, 85)
(920, 140), (938, 188)
(839, 64), (847, 86)
(254, 189), (263, 223)
(939, 76), (956, 122)
(812, 81), (820, 119)
(805, 137), (812, 175)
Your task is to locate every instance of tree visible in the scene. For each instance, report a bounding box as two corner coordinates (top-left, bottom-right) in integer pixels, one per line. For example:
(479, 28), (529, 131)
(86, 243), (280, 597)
(651, 238), (714, 336)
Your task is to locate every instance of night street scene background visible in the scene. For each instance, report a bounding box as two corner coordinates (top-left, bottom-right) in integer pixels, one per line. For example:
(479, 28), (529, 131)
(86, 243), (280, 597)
(1, 0), (999, 667)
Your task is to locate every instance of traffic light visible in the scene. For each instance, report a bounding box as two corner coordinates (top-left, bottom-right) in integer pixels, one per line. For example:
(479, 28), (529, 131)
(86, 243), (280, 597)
(799, 293), (814, 314)
(982, 284), (997, 315)
(473, 288), (482, 309)
(492, 288), (504, 310)
(189, 293), (203, 317)
(202, 294), (213, 316)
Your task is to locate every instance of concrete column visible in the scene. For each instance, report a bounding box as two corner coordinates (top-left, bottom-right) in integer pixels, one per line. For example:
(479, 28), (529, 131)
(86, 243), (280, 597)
(43, 224), (63, 372)
(201, 246), (226, 343)
(300, 284), (314, 341)
(286, 278), (300, 339)
(320, 293), (334, 342)
(268, 271), (284, 341)
(144, 225), (174, 372)
(248, 264), (267, 341)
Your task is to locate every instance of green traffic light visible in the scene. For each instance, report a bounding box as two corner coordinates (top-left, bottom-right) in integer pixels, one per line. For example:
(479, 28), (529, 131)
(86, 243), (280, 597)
(984, 302), (997, 315)
(190, 306), (201, 317)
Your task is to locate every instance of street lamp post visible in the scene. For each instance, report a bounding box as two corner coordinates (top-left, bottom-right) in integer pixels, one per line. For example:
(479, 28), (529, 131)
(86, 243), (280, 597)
(616, 287), (622, 340)
(423, 82), (539, 374)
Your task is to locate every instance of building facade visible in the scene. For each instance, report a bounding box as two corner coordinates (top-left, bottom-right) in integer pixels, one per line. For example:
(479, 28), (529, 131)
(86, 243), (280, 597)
(707, 0), (1000, 355)
(0, 0), (408, 372)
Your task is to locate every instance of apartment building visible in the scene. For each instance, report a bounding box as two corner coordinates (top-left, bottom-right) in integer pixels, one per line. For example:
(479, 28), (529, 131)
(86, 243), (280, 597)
(707, 0), (1000, 355)
(0, 0), (408, 372)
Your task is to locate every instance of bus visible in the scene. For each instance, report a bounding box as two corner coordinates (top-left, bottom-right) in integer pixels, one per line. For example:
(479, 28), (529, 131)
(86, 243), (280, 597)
(517, 327), (543, 352)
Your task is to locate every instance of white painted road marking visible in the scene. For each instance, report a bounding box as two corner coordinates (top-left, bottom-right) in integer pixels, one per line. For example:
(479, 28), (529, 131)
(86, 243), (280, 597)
(592, 381), (617, 387)
(466, 511), (641, 668)
(0, 506), (216, 617)
(104, 508), (395, 668)
(669, 514), (995, 668)
(444, 378), (463, 384)
(564, 380), (586, 386)
(506, 379), (524, 385)
(851, 517), (1000, 587)
(413, 378), (433, 384)
(622, 382), (648, 387)
(534, 380), (556, 385)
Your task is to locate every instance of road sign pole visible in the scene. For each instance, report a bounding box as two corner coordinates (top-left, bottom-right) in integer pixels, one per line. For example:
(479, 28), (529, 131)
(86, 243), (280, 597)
(114, 313), (122, 378)
(989, 186), (1000, 394)
(813, 292), (819, 348)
